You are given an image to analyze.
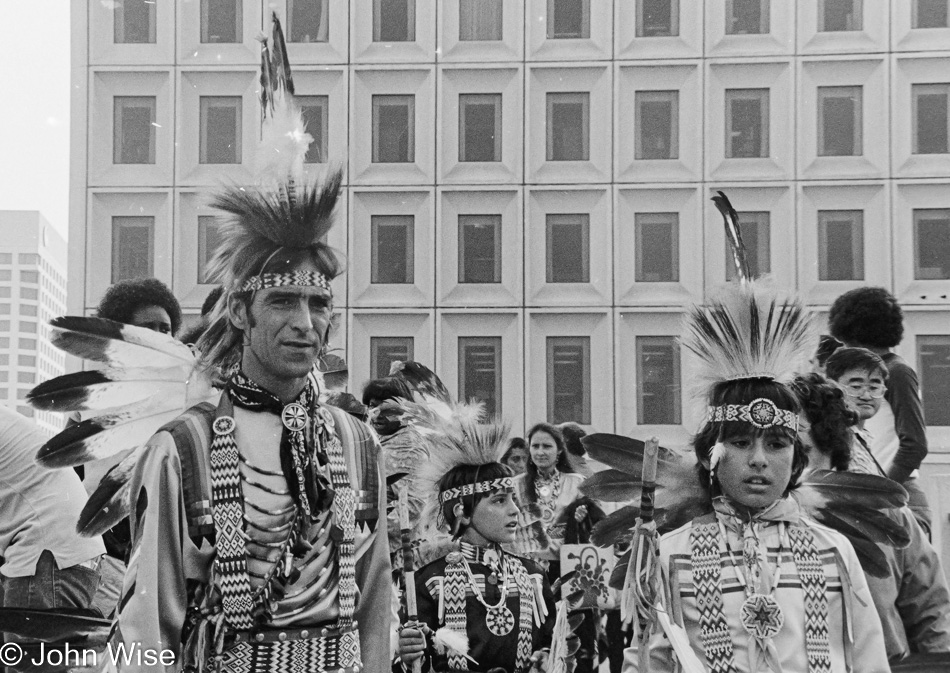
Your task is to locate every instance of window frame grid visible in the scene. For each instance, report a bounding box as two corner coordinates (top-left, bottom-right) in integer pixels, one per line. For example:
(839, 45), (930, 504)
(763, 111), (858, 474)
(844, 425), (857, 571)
(817, 209), (865, 281)
(817, 85), (863, 157)
(198, 95), (243, 165)
(635, 90), (679, 161)
(636, 0), (679, 37)
(113, 96), (157, 165)
(372, 94), (416, 164)
(373, 0), (416, 42)
(114, 0), (157, 44)
(459, 0), (504, 41)
(912, 83), (950, 155)
(458, 93), (503, 163)
(724, 87), (770, 159)
(371, 214), (415, 284)
(287, 0), (329, 43)
(111, 215), (155, 283)
(458, 214), (503, 284)
(913, 208), (950, 280)
(545, 213), (591, 284)
(818, 0), (863, 32)
(200, 0), (242, 44)
(545, 91), (590, 162)
(725, 0), (770, 35)
(635, 335), (682, 425)
(458, 336), (503, 416)
(545, 335), (591, 425)
(370, 336), (415, 379)
(913, 0), (949, 29)
(916, 334), (950, 426)
(634, 212), (680, 283)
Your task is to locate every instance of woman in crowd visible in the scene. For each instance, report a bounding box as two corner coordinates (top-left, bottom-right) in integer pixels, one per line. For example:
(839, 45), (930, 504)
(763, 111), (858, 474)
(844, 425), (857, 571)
(501, 437), (530, 475)
(512, 423), (585, 580)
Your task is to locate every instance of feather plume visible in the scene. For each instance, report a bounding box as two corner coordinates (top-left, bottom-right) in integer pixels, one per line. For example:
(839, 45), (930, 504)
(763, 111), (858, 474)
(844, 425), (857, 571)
(580, 434), (680, 476)
(28, 370), (190, 413)
(36, 399), (187, 468)
(76, 445), (145, 537)
(432, 627), (472, 660)
(579, 469), (642, 503)
(49, 316), (195, 369)
(681, 282), (817, 391)
(389, 360), (454, 405)
(712, 191), (750, 282)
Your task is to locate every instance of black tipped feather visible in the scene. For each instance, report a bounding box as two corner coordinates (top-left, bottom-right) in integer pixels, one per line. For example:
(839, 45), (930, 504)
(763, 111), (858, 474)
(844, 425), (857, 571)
(580, 469), (642, 503)
(712, 190), (751, 282)
(389, 360), (453, 404)
(76, 446), (143, 537)
(580, 433), (678, 476)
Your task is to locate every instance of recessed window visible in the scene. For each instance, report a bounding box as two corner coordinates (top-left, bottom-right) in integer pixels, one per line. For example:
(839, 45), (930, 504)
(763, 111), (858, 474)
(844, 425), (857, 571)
(0, 338), (7, 348)
(917, 335), (950, 425)
(546, 214), (590, 283)
(0, 288), (9, 298)
(17, 406), (33, 418)
(547, 0), (590, 39)
(374, 0), (415, 42)
(114, 0), (156, 44)
(459, 94), (502, 163)
(460, 0), (503, 40)
(914, 208), (950, 280)
(17, 338), (34, 350)
(636, 336), (681, 425)
(0, 271), (10, 282)
(635, 213), (679, 282)
(458, 337), (502, 416)
(197, 216), (224, 284)
(0, 254), (10, 264)
(0, 305), (8, 315)
(818, 210), (864, 281)
(288, 0), (328, 43)
(726, 0), (769, 34)
(201, 0), (241, 43)
(19, 271), (38, 284)
(112, 216), (154, 283)
(914, 0), (949, 28)
(725, 88), (769, 159)
(113, 97), (156, 165)
(297, 95), (329, 164)
(17, 371), (35, 385)
(20, 288), (38, 300)
(370, 337), (414, 379)
(371, 215), (414, 284)
(18, 254), (38, 265)
(18, 355), (36, 367)
(635, 91), (678, 160)
(199, 96), (242, 164)
(0, 322), (9, 333)
(546, 92), (590, 162)
(818, 86), (862, 157)
(21, 322), (37, 335)
(21, 305), (37, 317)
(725, 212), (770, 280)
(913, 84), (949, 155)
(636, 0), (679, 37)
(819, 0), (862, 31)
(546, 336), (591, 424)
(372, 95), (415, 163)
(458, 215), (502, 284)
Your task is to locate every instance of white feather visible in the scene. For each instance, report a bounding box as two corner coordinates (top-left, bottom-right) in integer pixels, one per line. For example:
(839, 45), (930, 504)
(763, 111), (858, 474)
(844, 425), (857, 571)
(256, 89), (313, 181)
(433, 627), (476, 664)
(709, 442), (726, 472)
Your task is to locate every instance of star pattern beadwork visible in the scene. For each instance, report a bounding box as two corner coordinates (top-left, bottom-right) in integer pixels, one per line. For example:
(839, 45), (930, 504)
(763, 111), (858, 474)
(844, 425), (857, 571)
(213, 415), (235, 436)
(486, 605), (515, 636)
(740, 593), (785, 640)
(281, 403), (308, 432)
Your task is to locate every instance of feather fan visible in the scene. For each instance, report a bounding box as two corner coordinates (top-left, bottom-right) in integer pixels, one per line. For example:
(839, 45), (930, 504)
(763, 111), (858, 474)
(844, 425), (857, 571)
(75, 445), (145, 537)
(29, 370), (190, 413)
(49, 316), (195, 369)
(389, 360), (454, 405)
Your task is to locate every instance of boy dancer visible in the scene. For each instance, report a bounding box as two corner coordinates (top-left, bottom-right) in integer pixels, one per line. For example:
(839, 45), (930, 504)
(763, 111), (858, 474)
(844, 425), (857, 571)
(624, 286), (889, 673)
(397, 419), (556, 672)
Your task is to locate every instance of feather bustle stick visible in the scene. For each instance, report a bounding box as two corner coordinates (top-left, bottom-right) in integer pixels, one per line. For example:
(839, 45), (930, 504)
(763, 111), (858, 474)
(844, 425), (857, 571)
(629, 438), (660, 673)
(396, 479), (424, 673)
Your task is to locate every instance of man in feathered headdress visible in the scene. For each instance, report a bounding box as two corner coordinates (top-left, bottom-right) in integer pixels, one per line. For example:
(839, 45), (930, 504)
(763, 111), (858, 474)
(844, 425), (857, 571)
(107, 16), (391, 673)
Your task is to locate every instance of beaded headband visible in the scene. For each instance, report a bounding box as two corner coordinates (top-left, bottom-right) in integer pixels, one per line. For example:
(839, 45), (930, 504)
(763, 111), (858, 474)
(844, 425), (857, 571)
(439, 477), (514, 505)
(240, 271), (332, 293)
(708, 397), (799, 431)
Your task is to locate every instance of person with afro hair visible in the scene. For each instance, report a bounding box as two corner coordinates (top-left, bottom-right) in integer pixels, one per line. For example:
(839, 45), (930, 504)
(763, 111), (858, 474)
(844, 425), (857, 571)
(96, 277), (182, 337)
(828, 287), (932, 536)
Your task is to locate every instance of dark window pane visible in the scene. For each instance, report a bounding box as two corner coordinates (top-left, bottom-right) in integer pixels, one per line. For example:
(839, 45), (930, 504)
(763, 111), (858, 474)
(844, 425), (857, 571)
(818, 86), (862, 157)
(637, 0), (678, 37)
(914, 85), (949, 154)
(818, 210), (864, 281)
(112, 216), (154, 283)
(546, 93), (589, 161)
(374, 0), (415, 42)
(459, 94), (502, 162)
(198, 215), (225, 283)
(914, 209), (950, 280)
(918, 336), (950, 425)
(636, 336), (681, 425)
(114, 97), (156, 164)
(201, 0), (241, 43)
(548, 0), (590, 39)
(114, 0), (156, 44)
(726, 89), (769, 158)
(373, 95), (414, 163)
(200, 97), (242, 164)
(635, 213), (679, 282)
(727, 0), (769, 34)
(460, 0), (503, 40)
(371, 337), (414, 380)
(636, 91), (678, 160)
(915, 0), (949, 28)
(459, 337), (502, 416)
(725, 212), (770, 280)
(820, 0), (862, 31)
(372, 215), (414, 284)
(546, 336), (590, 424)
(546, 214), (590, 283)
(459, 215), (502, 284)
(297, 95), (329, 164)
(288, 0), (328, 42)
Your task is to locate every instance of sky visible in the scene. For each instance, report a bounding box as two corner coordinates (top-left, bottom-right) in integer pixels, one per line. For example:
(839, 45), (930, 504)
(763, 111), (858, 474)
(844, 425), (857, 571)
(0, 0), (71, 239)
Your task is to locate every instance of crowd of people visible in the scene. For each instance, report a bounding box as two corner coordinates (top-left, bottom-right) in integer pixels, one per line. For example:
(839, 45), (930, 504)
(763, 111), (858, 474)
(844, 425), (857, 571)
(1, 17), (949, 673)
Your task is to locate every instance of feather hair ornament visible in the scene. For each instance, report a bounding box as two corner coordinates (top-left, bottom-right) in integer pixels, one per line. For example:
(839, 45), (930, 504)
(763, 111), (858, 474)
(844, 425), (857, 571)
(712, 190), (750, 283)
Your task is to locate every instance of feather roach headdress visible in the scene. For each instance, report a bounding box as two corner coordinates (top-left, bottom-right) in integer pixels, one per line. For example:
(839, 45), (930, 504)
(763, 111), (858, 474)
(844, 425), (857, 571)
(196, 12), (344, 375)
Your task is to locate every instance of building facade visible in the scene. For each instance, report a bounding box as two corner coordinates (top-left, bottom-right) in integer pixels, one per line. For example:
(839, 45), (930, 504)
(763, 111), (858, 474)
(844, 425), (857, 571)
(69, 2), (950, 441)
(0, 211), (68, 435)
